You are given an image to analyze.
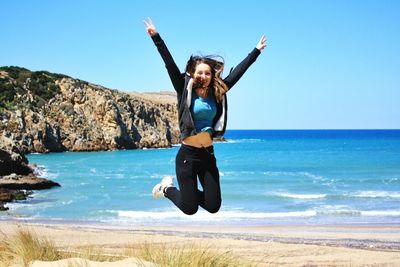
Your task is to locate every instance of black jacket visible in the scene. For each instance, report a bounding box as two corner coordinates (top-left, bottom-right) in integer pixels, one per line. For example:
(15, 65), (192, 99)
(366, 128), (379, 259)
(151, 33), (261, 141)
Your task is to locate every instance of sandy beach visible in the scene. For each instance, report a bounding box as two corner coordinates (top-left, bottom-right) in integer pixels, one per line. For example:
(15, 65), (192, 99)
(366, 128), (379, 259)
(1, 221), (399, 266)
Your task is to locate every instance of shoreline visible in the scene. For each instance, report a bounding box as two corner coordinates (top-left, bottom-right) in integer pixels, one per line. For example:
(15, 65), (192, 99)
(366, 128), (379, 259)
(4, 210), (400, 227)
(2, 219), (400, 251)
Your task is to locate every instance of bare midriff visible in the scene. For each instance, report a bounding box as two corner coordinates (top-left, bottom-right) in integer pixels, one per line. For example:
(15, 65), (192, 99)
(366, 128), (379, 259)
(182, 132), (213, 148)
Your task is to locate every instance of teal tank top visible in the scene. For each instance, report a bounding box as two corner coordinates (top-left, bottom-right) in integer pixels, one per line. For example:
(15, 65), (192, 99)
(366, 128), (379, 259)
(191, 94), (217, 134)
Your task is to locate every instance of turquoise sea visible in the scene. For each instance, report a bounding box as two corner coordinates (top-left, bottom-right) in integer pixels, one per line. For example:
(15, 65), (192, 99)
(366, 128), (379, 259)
(2, 130), (400, 226)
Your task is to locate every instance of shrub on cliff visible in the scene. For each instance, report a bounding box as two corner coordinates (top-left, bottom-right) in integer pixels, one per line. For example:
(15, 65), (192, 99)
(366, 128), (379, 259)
(0, 66), (68, 111)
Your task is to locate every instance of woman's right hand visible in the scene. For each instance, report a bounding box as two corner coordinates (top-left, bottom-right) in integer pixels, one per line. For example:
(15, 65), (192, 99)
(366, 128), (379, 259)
(144, 17), (158, 37)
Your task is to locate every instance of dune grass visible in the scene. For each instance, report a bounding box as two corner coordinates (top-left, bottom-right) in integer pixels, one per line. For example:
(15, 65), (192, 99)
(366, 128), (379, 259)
(126, 241), (256, 267)
(0, 226), (256, 267)
(0, 226), (61, 267)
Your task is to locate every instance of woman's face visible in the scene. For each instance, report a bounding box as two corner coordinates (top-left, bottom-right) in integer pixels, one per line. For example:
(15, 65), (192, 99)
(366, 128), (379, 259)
(194, 63), (212, 88)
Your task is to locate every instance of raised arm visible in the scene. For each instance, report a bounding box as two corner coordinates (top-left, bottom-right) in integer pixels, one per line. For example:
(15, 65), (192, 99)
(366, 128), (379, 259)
(223, 35), (267, 89)
(144, 18), (184, 93)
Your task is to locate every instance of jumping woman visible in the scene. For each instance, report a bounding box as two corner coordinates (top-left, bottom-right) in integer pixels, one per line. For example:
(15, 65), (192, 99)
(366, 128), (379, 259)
(144, 18), (267, 215)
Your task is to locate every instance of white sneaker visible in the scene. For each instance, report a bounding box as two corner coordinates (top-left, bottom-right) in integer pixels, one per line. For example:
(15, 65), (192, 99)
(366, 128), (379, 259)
(152, 176), (174, 199)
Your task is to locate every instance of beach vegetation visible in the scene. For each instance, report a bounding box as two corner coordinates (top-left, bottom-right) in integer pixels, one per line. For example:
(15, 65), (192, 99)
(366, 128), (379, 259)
(0, 228), (123, 266)
(0, 227), (257, 267)
(0, 226), (61, 267)
(126, 241), (257, 267)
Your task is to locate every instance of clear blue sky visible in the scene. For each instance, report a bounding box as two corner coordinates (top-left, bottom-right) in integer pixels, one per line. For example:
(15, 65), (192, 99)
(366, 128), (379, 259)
(2, 0), (399, 129)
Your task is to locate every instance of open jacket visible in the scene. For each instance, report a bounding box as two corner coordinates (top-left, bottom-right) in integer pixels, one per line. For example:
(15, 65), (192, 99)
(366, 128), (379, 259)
(151, 33), (261, 141)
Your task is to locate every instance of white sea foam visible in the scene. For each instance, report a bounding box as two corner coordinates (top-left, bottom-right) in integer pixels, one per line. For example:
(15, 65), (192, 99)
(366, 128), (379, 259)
(60, 200), (74, 206)
(361, 210), (400, 217)
(314, 205), (400, 217)
(314, 205), (357, 216)
(383, 177), (400, 185)
(353, 191), (400, 198)
(263, 171), (294, 177)
(224, 138), (263, 144)
(262, 171), (327, 181)
(4, 202), (33, 209)
(219, 171), (258, 177)
(31, 164), (46, 177)
(279, 193), (327, 199)
(316, 209), (361, 216)
(113, 210), (317, 221)
(31, 164), (57, 178)
(149, 173), (174, 179)
(317, 210), (400, 217)
(301, 172), (326, 181)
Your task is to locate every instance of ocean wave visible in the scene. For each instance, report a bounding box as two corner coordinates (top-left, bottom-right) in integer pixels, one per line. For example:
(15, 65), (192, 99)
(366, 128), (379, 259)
(352, 191), (400, 198)
(105, 209), (400, 221)
(316, 209), (400, 217)
(316, 209), (360, 216)
(109, 210), (317, 221)
(31, 164), (47, 177)
(277, 193), (327, 199)
(221, 171), (258, 177)
(262, 171), (327, 181)
(385, 177), (400, 184)
(149, 173), (175, 179)
(31, 165), (59, 180)
(361, 210), (400, 216)
(4, 202), (34, 210)
(315, 205), (400, 217)
(301, 172), (327, 181)
(224, 138), (263, 144)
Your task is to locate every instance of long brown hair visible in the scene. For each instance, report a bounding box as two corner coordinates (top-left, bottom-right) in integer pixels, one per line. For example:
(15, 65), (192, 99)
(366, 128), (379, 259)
(185, 55), (228, 102)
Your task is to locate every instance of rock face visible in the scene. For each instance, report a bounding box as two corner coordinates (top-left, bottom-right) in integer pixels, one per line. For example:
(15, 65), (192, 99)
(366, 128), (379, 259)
(0, 188), (27, 210)
(0, 66), (179, 153)
(0, 173), (60, 190)
(0, 148), (32, 176)
(0, 148), (60, 210)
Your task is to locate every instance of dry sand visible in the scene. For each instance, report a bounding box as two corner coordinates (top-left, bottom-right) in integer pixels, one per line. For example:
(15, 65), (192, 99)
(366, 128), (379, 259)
(1, 221), (400, 266)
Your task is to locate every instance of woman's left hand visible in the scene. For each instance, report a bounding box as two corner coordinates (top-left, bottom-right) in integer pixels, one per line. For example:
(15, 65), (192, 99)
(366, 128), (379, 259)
(256, 35), (267, 52)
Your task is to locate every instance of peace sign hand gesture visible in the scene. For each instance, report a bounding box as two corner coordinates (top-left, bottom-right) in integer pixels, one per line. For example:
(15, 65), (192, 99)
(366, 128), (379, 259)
(256, 35), (267, 52)
(144, 17), (158, 37)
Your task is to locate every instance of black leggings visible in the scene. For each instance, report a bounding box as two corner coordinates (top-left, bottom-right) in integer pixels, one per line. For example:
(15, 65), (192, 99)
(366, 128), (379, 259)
(165, 144), (221, 215)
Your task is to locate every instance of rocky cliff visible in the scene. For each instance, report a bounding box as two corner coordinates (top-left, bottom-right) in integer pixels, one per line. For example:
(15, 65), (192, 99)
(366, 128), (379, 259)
(0, 66), (179, 153)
